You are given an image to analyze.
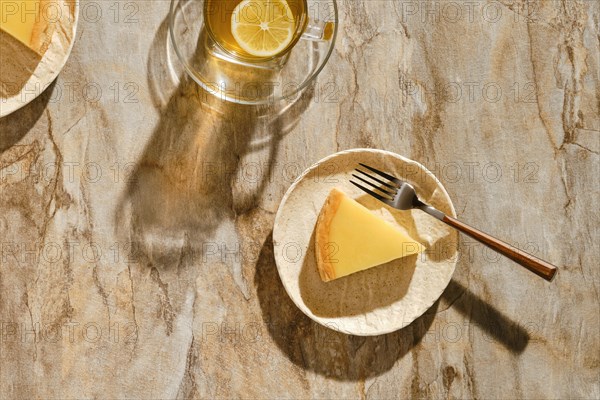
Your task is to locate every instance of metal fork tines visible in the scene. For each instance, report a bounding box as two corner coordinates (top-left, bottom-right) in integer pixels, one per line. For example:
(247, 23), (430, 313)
(350, 163), (421, 211)
(350, 164), (399, 205)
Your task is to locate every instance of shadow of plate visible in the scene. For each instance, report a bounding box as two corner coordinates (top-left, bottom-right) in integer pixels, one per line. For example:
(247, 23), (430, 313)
(0, 81), (54, 153)
(256, 233), (437, 380)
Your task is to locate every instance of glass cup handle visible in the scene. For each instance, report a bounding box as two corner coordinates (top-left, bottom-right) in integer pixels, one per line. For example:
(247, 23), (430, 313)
(301, 20), (335, 41)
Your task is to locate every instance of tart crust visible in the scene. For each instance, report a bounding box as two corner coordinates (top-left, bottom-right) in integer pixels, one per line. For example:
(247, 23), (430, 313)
(30, 0), (56, 56)
(314, 188), (344, 282)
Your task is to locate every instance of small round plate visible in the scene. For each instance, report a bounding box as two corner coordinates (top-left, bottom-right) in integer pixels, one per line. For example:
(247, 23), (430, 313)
(0, 0), (79, 118)
(273, 148), (459, 336)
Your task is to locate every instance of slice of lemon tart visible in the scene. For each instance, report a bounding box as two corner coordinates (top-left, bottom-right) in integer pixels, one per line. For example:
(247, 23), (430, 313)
(0, 0), (55, 55)
(315, 188), (425, 282)
(0, 0), (56, 96)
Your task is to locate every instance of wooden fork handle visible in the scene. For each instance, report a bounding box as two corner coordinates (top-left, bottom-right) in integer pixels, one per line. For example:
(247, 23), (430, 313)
(442, 215), (558, 282)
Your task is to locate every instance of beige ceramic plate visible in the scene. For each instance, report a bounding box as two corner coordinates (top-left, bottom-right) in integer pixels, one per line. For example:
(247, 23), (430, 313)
(273, 148), (459, 336)
(0, 0), (79, 118)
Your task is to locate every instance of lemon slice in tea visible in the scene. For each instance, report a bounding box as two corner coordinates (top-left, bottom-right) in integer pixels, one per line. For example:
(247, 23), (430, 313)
(231, 0), (296, 58)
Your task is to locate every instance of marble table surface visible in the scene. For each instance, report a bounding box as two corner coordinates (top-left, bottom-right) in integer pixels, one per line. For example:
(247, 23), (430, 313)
(1, 0), (599, 398)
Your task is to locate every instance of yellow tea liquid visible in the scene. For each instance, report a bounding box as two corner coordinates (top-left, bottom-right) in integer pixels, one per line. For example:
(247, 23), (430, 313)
(204, 0), (308, 60)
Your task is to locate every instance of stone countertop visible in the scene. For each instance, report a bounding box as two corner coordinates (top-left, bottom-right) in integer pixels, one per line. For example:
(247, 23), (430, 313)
(0, 0), (598, 398)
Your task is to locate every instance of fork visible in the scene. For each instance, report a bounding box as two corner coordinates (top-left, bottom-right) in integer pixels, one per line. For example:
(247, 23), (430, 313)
(351, 163), (558, 282)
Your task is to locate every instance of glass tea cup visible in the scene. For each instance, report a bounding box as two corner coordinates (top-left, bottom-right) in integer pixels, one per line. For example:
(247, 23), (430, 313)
(169, 0), (338, 104)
